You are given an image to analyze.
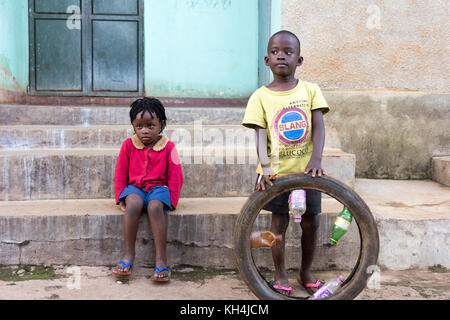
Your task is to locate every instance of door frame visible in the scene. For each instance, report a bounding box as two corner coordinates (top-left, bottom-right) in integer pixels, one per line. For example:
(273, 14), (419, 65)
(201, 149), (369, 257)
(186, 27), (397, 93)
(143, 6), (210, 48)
(258, 0), (281, 87)
(258, 0), (272, 87)
(28, 0), (144, 97)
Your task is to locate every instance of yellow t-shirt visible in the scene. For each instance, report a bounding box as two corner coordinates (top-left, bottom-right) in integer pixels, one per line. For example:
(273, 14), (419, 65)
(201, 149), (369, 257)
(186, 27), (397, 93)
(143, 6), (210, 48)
(242, 80), (330, 176)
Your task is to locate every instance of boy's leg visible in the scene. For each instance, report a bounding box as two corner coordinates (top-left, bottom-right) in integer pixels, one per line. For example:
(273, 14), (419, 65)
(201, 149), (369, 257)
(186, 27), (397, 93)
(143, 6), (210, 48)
(298, 189), (322, 291)
(299, 214), (320, 284)
(271, 212), (290, 286)
(116, 193), (144, 271)
(146, 199), (169, 278)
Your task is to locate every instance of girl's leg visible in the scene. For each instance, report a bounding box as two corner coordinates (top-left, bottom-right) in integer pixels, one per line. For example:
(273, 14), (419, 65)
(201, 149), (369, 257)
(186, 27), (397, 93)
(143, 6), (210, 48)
(147, 199), (169, 278)
(120, 194), (144, 268)
(271, 212), (290, 286)
(299, 215), (320, 284)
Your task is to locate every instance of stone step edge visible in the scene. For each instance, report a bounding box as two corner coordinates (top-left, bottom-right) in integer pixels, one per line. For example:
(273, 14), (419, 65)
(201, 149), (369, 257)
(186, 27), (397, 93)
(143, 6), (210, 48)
(0, 105), (247, 125)
(431, 156), (450, 187)
(0, 124), (343, 150)
(0, 147), (354, 157)
(0, 196), (446, 220)
(1, 197), (449, 270)
(1, 124), (249, 129)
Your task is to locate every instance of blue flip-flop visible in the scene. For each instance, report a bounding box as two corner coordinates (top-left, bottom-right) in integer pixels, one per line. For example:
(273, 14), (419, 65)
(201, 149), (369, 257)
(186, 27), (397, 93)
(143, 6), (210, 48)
(150, 266), (171, 282)
(112, 260), (133, 276)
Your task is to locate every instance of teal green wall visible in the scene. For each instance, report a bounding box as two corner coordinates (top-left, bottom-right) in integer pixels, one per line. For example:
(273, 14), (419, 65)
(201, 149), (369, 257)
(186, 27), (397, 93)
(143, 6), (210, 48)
(0, 0), (282, 99)
(144, 0), (259, 98)
(270, 0), (282, 34)
(0, 0), (28, 92)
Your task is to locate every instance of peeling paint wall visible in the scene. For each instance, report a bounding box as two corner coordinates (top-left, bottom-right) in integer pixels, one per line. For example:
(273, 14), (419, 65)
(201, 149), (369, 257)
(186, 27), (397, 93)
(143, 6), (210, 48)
(281, 0), (449, 179)
(323, 92), (450, 179)
(282, 0), (449, 92)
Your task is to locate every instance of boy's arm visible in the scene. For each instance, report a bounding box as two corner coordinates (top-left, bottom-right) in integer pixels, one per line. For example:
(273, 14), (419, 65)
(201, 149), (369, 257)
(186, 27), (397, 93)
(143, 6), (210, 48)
(253, 125), (276, 191)
(305, 109), (326, 177)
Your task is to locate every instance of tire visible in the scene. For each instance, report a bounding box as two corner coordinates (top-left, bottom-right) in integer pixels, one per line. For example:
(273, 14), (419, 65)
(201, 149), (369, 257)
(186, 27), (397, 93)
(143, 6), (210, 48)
(233, 174), (379, 300)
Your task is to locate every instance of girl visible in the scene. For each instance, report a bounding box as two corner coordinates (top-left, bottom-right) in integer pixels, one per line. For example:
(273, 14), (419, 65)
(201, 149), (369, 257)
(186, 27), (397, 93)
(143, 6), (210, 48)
(112, 97), (183, 282)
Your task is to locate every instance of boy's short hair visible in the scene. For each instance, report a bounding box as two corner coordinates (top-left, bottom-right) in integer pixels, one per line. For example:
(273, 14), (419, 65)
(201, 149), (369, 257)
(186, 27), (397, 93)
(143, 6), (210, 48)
(268, 30), (301, 55)
(129, 97), (167, 127)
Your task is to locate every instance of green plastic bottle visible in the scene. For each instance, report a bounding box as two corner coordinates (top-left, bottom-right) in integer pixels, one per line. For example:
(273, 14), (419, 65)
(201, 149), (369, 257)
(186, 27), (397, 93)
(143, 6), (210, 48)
(329, 207), (353, 245)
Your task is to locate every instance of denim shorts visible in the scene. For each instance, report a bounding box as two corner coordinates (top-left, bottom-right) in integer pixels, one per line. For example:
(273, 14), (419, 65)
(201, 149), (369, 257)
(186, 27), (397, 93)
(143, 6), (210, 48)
(255, 174), (321, 216)
(119, 185), (171, 212)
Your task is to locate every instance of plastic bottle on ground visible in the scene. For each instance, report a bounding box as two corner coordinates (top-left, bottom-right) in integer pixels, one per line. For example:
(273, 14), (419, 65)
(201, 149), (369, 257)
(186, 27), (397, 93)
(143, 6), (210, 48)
(310, 276), (344, 300)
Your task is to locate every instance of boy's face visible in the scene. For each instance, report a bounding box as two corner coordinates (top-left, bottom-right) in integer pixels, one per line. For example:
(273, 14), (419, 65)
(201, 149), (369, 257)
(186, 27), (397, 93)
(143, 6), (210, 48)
(132, 111), (164, 146)
(265, 33), (303, 78)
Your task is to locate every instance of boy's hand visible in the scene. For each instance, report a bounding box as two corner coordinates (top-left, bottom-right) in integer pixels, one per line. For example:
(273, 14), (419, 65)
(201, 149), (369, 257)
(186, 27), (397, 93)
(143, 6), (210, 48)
(255, 174), (277, 191)
(256, 165), (277, 191)
(304, 158), (325, 178)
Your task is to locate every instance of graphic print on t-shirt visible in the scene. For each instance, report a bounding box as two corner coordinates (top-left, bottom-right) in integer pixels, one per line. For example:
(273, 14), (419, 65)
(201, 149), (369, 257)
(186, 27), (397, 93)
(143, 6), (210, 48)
(273, 106), (309, 145)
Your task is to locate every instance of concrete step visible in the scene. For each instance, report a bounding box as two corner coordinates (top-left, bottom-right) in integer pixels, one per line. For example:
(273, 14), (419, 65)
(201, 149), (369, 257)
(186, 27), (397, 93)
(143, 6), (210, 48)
(0, 124), (280, 149)
(432, 156), (450, 186)
(0, 105), (245, 125)
(1, 179), (448, 270)
(0, 148), (355, 201)
(0, 123), (342, 150)
(0, 104), (343, 150)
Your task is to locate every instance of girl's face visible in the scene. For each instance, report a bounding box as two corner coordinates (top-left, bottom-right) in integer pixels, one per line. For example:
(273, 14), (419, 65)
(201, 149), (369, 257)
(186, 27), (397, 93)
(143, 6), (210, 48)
(132, 111), (163, 146)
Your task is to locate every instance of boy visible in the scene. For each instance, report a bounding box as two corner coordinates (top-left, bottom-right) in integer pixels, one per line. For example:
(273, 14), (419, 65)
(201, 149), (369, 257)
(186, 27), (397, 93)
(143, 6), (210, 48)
(242, 30), (330, 295)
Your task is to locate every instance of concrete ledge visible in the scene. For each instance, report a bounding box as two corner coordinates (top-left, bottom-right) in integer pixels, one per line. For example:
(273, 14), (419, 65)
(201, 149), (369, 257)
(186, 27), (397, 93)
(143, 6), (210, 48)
(0, 148), (355, 200)
(0, 105), (245, 126)
(2, 93), (449, 181)
(1, 179), (448, 270)
(0, 124), (342, 150)
(322, 92), (450, 179)
(432, 156), (450, 186)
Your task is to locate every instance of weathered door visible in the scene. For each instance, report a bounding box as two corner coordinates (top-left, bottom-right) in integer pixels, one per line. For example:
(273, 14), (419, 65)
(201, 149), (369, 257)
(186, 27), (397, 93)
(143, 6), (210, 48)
(29, 0), (143, 96)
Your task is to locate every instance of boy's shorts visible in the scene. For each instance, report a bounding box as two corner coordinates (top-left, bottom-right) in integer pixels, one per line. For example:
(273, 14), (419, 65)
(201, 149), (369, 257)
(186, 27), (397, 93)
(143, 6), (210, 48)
(255, 175), (321, 216)
(119, 185), (171, 212)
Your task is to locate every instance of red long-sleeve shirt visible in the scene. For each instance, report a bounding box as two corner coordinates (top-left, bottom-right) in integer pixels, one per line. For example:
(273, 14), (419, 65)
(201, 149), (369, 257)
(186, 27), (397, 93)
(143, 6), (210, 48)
(114, 135), (183, 209)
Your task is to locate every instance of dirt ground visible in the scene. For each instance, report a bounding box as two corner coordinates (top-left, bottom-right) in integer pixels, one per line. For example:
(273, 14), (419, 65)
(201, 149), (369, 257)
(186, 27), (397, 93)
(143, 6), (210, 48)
(0, 265), (448, 300)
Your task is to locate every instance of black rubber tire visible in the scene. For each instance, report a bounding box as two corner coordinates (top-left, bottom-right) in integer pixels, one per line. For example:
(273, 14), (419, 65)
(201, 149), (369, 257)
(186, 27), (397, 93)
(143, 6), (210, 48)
(233, 174), (379, 300)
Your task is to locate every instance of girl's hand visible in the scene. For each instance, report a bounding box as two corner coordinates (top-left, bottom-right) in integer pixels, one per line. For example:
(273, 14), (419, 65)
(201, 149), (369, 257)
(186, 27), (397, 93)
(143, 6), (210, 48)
(304, 158), (325, 178)
(119, 202), (126, 212)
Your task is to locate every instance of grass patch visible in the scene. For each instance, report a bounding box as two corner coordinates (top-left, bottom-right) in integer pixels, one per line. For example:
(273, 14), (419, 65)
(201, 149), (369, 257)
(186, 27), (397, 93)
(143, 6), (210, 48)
(410, 286), (440, 299)
(168, 265), (240, 284)
(0, 265), (64, 282)
(428, 264), (448, 273)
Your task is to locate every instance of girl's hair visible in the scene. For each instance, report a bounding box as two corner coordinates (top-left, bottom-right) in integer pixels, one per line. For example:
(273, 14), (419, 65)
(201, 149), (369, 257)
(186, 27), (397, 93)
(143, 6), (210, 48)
(129, 97), (167, 130)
